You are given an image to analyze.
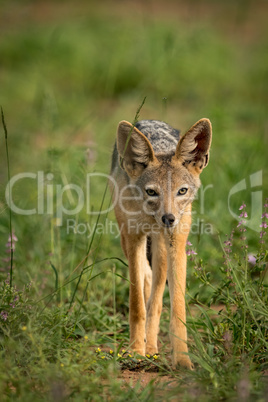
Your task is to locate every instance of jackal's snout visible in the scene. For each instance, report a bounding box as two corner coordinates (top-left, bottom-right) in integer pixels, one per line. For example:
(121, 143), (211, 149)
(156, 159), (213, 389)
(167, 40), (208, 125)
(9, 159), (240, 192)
(161, 213), (176, 227)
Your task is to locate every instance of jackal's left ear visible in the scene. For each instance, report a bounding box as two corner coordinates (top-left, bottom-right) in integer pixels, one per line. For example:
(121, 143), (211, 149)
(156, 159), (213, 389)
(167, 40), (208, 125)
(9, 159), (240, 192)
(175, 118), (212, 174)
(117, 120), (156, 178)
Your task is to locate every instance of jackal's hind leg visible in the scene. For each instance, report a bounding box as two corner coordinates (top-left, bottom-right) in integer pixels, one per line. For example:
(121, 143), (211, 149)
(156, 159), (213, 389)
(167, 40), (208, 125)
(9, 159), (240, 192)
(144, 261), (152, 306)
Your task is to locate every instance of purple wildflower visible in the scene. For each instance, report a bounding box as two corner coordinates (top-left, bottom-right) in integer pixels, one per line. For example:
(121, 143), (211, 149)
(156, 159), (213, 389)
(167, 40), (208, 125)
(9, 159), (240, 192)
(0, 311), (8, 321)
(237, 204), (249, 248)
(6, 232), (18, 251)
(239, 203), (246, 210)
(186, 249), (197, 256)
(260, 199), (268, 245)
(1, 231), (18, 278)
(5, 273), (10, 285)
(223, 230), (234, 272)
(237, 203), (248, 232)
(186, 241), (197, 259)
(224, 239), (232, 247)
(248, 254), (256, 266)
(9, 233), (18, 242)
(239, 212), (248, 218)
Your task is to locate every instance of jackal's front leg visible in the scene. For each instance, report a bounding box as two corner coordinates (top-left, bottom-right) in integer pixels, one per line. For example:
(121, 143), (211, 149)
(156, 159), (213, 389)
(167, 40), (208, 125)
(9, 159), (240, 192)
(146, 233), (167, 355)
(124, 233), (147, 356)
(166, 232), (192, 369)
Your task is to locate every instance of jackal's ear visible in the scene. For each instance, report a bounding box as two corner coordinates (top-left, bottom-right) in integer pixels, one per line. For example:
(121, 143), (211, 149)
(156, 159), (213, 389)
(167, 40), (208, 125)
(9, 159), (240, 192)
(117, 120), (155, 178)
(175, 118), (212, 174)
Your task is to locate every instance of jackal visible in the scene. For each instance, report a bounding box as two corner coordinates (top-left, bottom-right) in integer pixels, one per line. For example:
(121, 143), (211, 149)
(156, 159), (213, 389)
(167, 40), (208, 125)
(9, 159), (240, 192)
(110, 118), (212, 369)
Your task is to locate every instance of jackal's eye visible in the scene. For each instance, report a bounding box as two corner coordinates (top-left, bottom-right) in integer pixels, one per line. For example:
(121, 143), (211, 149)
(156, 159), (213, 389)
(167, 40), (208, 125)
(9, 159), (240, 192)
(146, 189), (158, 197)
(177, 187), (188, 196)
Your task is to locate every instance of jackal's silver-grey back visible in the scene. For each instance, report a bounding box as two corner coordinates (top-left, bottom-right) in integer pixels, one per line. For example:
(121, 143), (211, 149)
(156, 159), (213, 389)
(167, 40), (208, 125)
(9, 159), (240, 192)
(111, 120), (180, 172)
(135, 120), (180, 155)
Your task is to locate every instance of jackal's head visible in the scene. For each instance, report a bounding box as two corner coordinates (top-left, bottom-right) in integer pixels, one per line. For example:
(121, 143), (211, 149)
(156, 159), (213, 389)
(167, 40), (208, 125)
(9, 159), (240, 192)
(116, 118), (212, 229)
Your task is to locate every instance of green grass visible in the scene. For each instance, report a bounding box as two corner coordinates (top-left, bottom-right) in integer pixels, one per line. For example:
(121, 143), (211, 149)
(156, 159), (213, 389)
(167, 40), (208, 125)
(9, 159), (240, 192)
(0, 1), (267, 400)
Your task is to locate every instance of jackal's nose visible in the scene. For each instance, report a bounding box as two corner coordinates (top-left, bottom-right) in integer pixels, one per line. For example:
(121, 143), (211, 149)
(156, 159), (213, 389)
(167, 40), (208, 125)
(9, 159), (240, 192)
(162, 213), (175, 227)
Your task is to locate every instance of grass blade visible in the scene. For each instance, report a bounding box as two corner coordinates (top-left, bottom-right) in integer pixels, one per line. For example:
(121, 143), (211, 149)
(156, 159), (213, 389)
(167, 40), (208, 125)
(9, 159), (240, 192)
(1, 107), (13, 288)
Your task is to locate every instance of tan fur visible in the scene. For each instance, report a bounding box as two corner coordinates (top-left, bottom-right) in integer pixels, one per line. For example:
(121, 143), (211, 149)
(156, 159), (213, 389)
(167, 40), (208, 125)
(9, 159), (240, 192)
(110, 118), (212, 369)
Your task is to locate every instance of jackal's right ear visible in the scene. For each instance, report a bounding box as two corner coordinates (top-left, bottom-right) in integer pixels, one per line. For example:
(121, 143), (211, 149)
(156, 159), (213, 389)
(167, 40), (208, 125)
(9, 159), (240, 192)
(117, 120), (156, 178)
(175, 118), (212, 174)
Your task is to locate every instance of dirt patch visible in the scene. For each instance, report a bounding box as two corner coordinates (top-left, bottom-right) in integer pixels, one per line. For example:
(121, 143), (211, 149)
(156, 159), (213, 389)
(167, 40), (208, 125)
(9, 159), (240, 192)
(94, 342), (180, 392)
(120, 369), (176, 388)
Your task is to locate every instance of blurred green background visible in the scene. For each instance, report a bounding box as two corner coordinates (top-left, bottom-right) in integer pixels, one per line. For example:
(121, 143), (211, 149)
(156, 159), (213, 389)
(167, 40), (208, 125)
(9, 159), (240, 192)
(0, 2), (267, 399)
(0, 0), (267, 288)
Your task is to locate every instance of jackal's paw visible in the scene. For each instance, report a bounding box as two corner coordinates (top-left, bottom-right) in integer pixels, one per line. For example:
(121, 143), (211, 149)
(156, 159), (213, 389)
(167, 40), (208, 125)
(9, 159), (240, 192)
(145, 345), (158, 356)
(130, 339), (145, 356)
(131, 347), (145, 357)
(172, 354), (193, 370)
